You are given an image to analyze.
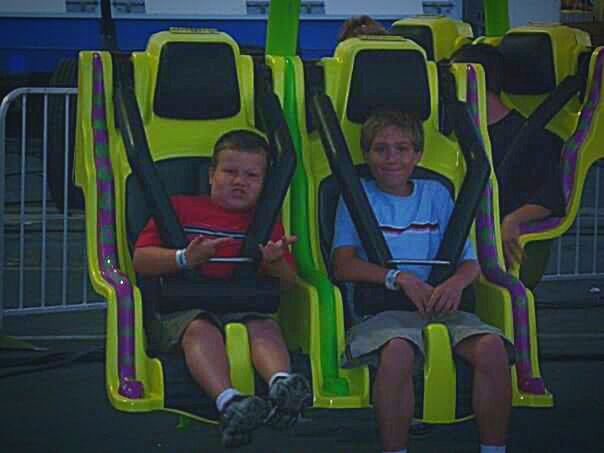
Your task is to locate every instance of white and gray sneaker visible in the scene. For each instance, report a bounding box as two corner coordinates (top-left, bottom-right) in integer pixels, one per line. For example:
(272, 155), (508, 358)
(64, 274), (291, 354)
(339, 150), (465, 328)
(220, 395), (270, 448)
(265, 373), (312, 430)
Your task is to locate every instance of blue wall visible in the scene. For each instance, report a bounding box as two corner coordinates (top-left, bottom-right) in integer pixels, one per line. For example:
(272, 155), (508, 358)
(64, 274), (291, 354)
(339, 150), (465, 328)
(0, 16), (395, 76)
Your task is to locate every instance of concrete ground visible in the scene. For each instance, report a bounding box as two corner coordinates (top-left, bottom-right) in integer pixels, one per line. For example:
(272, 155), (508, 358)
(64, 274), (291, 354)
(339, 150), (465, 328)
(1, 287), (603, 453)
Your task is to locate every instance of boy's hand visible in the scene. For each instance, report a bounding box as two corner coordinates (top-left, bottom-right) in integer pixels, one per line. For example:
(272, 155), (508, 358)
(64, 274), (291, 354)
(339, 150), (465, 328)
(501, 215), (525, 268)
(259, 235), (297, 265)
(397, 272), (434, 316)
(185, 236), (232, 267)
(425, 277), (464, 316)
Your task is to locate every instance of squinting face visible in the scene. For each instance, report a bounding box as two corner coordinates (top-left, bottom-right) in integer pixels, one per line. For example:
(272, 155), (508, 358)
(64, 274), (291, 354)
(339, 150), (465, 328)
(366, 125), (421, 196)
(209, 148), (267, 211)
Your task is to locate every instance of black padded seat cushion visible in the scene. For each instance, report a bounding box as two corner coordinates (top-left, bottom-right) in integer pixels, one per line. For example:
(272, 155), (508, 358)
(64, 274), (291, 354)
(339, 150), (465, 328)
(154, 42), (241, 119)
(499, 33), (556, 95)
(303, 60), (325, 133)
(347, 49), (431, 123)
(390, 24), (435, 61)
(126, 157), (212, 248)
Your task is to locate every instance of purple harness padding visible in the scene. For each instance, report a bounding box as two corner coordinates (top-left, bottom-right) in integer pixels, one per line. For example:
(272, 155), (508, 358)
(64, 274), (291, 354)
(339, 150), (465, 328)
(93, 53), (143, 399)
(467, 64), (546, 394)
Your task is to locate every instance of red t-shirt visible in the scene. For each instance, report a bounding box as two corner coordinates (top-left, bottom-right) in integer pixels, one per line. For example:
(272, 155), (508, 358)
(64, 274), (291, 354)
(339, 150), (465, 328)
(135, 195), (295, 279)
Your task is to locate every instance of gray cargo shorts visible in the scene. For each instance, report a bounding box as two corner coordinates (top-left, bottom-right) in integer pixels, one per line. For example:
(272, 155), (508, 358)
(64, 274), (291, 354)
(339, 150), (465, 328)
(148, 308), (274, 353)
(341, 310), (516, 370)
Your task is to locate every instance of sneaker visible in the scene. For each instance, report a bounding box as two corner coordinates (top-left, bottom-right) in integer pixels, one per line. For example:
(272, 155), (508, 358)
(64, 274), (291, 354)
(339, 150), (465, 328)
(266, 373), (312, 429)
(220, 395), (270, 448)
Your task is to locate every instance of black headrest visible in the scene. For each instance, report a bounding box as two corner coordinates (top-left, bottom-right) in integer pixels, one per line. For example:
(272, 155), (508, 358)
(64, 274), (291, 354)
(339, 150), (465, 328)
(318, 165), (452, 275)
(126, 157), (212, 247)
(499, 33), (556, 95)
(390, 24), (435, 61)
(154, 42), (241, 119)
(347, 49), (431, 123)
(303, 60), (325, 133)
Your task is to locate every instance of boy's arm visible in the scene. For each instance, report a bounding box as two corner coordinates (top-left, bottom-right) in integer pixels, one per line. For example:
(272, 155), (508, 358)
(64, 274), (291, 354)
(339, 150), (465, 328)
(133, 236), (231, 276)
(262, 256), (298, 289)
(260, 235), (298, 289)
(333, 246), (434, 313)
(501, 203), (552, 267)
(332, 246), (389, 284)
(133, 246), (183, 276)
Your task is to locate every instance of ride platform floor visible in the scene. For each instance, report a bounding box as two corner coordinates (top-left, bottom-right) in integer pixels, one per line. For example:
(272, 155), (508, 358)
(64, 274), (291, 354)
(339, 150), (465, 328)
(1, 280), (604, 453)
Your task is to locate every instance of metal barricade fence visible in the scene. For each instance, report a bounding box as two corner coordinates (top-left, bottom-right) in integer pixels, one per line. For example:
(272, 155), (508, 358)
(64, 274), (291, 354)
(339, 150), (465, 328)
(543, 160), (604, 282)
(0, 87), (603, 330)
(0, 87), (105, 331)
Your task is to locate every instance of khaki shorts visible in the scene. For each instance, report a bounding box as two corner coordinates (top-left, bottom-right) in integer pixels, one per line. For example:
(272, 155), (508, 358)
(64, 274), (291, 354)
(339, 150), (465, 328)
(148, 309), (274, 353)
(341, 310), (516, 370)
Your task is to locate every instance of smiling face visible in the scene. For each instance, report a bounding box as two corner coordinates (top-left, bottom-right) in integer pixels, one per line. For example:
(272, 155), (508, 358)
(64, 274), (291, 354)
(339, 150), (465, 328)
(209, 148), (267, 211)
(365, 125), (422, 196)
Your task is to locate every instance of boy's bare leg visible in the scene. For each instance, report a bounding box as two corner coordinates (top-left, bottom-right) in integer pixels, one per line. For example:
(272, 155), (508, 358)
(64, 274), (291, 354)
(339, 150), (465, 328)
(181, 317), (231, 398)
(373, 337), (415, 452)
(245, 318), (290, 380)
(454, 334), (512, 446)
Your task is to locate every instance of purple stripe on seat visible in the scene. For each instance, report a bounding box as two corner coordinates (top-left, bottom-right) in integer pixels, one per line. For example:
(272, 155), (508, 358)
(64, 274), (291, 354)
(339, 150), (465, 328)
(466, 64), (546, 394)
(92, 53), (143, 399)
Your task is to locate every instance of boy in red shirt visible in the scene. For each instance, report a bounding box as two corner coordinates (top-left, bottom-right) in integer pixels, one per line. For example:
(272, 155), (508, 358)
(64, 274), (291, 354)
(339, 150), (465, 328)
(134, 130), (310, 448)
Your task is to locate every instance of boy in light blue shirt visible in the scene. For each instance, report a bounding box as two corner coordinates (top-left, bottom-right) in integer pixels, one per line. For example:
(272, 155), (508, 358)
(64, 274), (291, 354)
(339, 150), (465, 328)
(332, 110), (514, 453)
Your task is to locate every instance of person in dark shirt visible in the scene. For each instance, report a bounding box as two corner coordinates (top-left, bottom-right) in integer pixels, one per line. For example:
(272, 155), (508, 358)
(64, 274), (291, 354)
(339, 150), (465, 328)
(451, 44), (566, 269)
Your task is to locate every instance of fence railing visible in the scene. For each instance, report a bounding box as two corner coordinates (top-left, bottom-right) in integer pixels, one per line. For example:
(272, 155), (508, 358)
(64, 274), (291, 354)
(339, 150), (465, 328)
(543, 161), (604, 281)
(0, 87), (105, 330)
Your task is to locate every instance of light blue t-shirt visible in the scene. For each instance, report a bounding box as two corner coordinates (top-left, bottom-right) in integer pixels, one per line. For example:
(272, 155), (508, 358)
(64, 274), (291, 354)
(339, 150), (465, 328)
(332, 178), (476, 282)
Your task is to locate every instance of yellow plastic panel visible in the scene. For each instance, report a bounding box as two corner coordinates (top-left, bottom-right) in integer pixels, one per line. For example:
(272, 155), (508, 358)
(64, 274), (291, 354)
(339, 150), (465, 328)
(392, 15), (474, 61)
(75, 51), (163, 413)
(421, 323), (459, 422)
(501, 24), (592, 140)
(75, 28), (278, 417)
(225, 323), (255, 395)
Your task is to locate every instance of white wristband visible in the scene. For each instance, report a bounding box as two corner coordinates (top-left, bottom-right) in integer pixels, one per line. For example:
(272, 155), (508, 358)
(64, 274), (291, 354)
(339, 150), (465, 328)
(175, 248), (190, 270)
(384, 269), (401, 291)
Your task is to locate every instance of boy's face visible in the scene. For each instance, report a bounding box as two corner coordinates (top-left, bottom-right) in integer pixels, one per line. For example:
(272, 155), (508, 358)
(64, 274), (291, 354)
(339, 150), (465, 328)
(209, 148), (267, 211)
(366, 125), (421, 196)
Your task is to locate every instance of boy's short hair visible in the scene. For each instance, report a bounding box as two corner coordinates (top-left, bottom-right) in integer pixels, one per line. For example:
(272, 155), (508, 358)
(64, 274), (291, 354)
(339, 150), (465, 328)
(212, 129), (270, 168)
(361, 110), (424, 154)
(337, 15), (387, 43)
(450, 43), (505, 95)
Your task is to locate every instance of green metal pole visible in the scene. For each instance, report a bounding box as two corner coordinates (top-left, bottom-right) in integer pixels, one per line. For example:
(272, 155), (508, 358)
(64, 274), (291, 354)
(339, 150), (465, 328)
(266, 0), (301, 56)
(283, 57), (349, 396)
(483, 0), (510, 37)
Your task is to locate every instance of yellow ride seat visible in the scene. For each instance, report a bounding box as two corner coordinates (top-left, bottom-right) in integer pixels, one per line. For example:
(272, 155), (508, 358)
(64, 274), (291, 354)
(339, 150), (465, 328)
(74, 28), (305, 422)
(294, 34), (550, 421)
(390, 15), (474, 61)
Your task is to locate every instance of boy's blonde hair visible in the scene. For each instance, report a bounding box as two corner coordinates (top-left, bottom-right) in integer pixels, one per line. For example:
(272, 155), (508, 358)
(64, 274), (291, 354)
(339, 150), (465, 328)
(360, 110), (424, 154)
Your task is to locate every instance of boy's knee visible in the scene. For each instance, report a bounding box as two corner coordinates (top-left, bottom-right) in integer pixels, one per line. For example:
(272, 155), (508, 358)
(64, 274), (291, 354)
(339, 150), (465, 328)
(380, 337), (415, 371)
(245, 318), (281, 338)
(182, 318), (220, 348)
(473, 334), (509, 371)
